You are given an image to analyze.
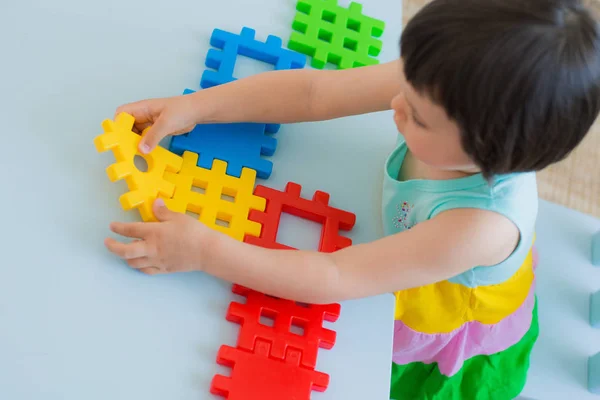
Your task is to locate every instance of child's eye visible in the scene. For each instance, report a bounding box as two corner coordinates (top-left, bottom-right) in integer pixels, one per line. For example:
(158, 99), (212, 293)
(412, 115), (426, 128)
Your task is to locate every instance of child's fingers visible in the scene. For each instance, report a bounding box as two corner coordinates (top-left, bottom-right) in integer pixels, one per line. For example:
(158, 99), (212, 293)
(139, 118), (170, 154)
(126, 257), (153, 269)
(133, 122), (152, 134)
(109, 221), (148, 239)
(114, 101), (153, 123)
(104, 238), (148, 259)
(139, 267), (162, 275)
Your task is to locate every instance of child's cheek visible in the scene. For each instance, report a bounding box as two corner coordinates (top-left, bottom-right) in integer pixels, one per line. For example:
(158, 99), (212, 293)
(405, 133), (436, 165)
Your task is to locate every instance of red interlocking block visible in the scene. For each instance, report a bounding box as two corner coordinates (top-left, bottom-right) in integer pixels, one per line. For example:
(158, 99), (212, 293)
(244, 182), (356, 252)
(226, 284), (340, 369)
(210, 339), (329, 400)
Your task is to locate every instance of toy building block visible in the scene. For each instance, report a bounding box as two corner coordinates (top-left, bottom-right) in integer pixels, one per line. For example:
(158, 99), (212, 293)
(201, 27), (306, 88)
(589, 352), (600, 394)
(593, 230), (600, 266)
(170, 89), (277, 179)
(200, 27), (306, 133)
(226, 284), (340, 369)
(211, 339), (329, 399)
(288, 0), (385, 69)
(94, 113), (183, 221)
(591, 290), (600, 328)
(244, 182), (356, 252)
(163, 151), (265, 241)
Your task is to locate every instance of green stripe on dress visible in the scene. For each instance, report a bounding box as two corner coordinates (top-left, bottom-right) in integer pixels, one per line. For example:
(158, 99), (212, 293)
(390, 300), (539, 400)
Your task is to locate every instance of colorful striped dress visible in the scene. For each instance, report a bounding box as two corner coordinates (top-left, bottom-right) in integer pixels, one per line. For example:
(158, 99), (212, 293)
(382, 138), (539, 399)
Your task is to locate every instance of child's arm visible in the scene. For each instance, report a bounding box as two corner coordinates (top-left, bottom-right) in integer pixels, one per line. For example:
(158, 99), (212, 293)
(203, 59), (403, 123)
(106, 201), (519, 304)
(202, 209), (519, 303)
(117, 60), (402, 152)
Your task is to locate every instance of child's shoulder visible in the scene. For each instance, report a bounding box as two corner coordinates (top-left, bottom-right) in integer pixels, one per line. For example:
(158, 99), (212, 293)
(383, 138), (538, 282)
(384, 135), (538, 223)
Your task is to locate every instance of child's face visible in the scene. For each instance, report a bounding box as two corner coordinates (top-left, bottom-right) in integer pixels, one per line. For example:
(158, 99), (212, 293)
(391, 68), (478, 173)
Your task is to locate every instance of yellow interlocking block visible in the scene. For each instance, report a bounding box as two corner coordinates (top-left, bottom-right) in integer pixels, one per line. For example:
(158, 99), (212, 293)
(94, 112), (183, 222)
(164, 151), (266, 241)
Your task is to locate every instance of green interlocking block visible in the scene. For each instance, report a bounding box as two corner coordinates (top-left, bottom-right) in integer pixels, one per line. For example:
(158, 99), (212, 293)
(288, 0), (385, 69)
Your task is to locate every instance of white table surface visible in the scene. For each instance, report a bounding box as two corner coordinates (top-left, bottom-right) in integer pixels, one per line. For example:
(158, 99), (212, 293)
(3, 1), (600, 400)
(0, 1), (400, 399)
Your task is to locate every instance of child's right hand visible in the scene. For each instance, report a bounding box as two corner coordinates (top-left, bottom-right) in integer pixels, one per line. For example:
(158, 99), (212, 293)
(115, 94), (201, 154)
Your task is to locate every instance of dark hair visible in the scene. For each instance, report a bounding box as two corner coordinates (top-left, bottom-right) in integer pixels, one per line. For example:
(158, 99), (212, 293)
(400, 0), (600, 178)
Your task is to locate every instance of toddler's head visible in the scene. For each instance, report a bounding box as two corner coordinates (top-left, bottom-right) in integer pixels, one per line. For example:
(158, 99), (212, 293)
(391, 0), (600, 178)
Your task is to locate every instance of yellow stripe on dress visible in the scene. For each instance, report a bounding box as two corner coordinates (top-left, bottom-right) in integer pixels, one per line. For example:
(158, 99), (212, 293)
(394, 248), (534, 334)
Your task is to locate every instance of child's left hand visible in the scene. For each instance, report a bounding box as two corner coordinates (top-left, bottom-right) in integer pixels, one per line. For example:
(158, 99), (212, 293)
(104, 199), (212, 275)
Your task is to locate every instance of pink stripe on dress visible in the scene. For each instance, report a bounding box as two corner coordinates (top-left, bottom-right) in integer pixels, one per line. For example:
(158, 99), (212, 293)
(392, 248), (538, 377)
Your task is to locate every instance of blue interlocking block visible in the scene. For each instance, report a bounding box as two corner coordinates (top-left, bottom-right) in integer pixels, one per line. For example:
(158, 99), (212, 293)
(592, 290), (600, 328)
(200, 27), (306, 133)
(589, 352), (600, 394)
(201, 26), (306, 89)
(169, 89), (277, 179)
(593, 230), (600, 266)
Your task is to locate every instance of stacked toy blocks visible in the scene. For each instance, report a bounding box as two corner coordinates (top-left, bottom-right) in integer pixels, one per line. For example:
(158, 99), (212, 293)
(226, 285), (340, 369)
(94, 113), (265, 242)
(97, 3), (380, 398)
(212, 184), (355, 399)
(289, 0), (385, 69)
(170, 89), (278, 180)
(212, 339), (329, 400)
(211, 285), (341, 398)
(94, 113), (183, 222)
(171, 26), (307, 179)
(164, 151), (266, 241)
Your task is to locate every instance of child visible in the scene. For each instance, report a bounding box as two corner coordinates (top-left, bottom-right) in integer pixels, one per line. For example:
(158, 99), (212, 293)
(104, 0), (600, 398)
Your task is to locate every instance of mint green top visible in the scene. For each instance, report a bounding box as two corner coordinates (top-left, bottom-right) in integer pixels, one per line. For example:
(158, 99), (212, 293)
(382, 136), (538, 288)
